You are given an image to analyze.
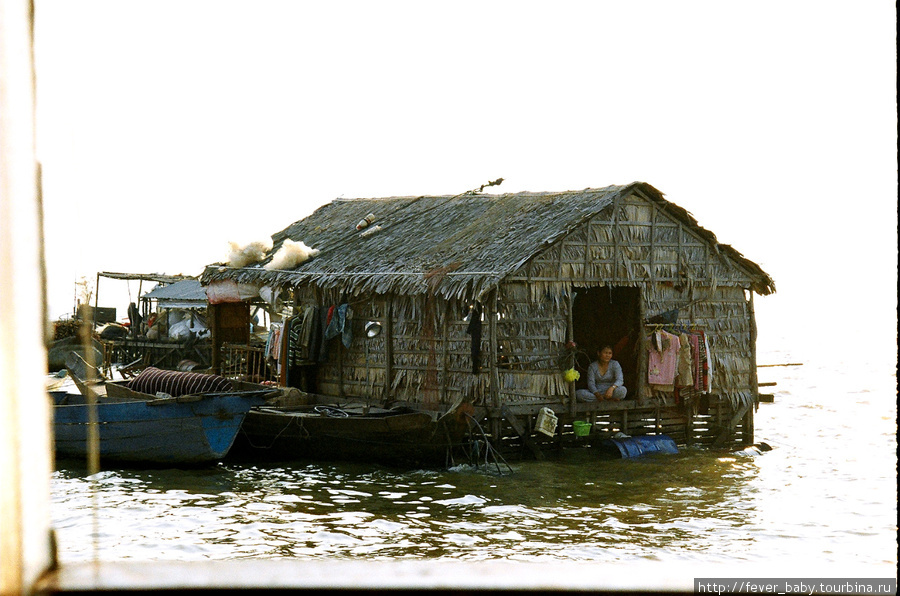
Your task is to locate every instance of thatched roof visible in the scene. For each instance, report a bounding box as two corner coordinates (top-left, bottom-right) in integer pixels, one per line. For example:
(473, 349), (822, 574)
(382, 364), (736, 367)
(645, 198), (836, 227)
(201, 182), (775, 299)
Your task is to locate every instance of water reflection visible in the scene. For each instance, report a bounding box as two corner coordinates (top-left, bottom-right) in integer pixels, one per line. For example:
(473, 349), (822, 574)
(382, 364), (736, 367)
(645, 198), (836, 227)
(52, 447), (765, 563)
(51, 354), (898, 568)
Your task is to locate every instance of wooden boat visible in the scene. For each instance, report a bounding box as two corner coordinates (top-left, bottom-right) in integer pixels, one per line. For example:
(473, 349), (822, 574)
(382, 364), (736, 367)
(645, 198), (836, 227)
(229, 401), (472, 467)
(52, 389), (274, 465)
(47, 335), (102, 373)
(56, 353), (279, 465)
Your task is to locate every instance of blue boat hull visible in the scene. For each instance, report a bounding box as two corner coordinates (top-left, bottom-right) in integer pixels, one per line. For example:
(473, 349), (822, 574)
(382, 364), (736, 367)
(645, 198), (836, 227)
(53, 392), (268, 465)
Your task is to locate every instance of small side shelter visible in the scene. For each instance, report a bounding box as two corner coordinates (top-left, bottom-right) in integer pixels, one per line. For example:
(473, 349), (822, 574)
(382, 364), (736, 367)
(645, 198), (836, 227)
(202, 182), (775, 455)
(142, 278), (208, 310)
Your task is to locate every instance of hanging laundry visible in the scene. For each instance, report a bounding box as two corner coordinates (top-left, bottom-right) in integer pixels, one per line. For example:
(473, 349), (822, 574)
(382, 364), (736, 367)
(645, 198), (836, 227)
(265, 323), (285, 376)
(648, 329), (681, 387)
(292, 306), (317, 362)
(702, 332), (714, 393)
(279, 315), (298, 378)
(324, 303), (353, 348)
(675, 332), (694, 387)
(316, 306), (330, 362)
(266, 323), (284, 362)
(341, 306), (353, 348)
(282, 313), (302, 365)
(650, 330), (671, 352)
(692, 330), (712, 393)
(688, 333), (701, 390)
(466, 303), (482, 374)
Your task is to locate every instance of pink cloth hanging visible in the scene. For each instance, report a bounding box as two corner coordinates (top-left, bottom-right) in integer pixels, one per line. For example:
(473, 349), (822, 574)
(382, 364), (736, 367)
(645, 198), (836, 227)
(648, 330), (681, 386)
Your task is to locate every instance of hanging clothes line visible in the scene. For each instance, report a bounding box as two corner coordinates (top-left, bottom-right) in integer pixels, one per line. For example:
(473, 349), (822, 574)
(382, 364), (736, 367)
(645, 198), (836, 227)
(644, 323), (704, 331)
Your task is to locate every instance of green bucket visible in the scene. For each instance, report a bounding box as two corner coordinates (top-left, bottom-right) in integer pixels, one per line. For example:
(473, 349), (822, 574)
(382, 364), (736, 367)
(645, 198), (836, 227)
(573, 420), (591, 437)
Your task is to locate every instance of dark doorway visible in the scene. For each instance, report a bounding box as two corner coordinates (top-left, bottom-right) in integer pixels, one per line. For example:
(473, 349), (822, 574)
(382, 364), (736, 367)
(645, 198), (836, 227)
(572, 286), (641, 399)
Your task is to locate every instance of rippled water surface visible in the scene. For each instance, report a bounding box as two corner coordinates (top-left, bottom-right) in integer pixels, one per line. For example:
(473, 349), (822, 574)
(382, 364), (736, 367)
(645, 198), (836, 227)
(51, 346), (897, 569)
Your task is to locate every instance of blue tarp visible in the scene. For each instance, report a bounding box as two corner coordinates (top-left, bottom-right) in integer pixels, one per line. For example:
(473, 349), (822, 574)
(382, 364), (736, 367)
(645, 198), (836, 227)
(603, 434), (679, 458)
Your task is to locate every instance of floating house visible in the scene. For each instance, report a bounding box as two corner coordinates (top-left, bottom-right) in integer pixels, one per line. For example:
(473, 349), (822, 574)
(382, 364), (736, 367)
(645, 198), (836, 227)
(201, 182), (775, 458)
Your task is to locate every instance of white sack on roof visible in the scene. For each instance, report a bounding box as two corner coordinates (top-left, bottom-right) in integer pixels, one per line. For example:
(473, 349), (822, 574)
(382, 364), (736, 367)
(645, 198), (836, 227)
(264, 239), (319, 271)
(227, 239), (273, 268)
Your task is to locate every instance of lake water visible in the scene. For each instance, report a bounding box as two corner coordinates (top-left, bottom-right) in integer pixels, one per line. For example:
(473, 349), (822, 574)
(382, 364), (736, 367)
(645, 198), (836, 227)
(50, 341), (897, 578)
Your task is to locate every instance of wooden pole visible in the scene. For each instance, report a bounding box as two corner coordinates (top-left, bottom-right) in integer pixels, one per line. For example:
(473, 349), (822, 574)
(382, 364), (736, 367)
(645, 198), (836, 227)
(209, 303), (220, 374)
(383, 295), (393, 404)
(612, 194), (620, 283)
(488, 290), (501, 442)
(440, 300), (449, 405)
(567, 289), (576, 417)
(746, 290), (758, 444)
(93, 272), (100, 330)
(338, 340), (344, 398)
(0, 1), (56, 584)
(636, 292), (647, 401)
(489, 290), (500, 410)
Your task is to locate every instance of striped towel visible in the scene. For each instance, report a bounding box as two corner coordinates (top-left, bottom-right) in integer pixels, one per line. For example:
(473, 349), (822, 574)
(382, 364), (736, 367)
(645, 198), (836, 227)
(127, 367), (233, 397)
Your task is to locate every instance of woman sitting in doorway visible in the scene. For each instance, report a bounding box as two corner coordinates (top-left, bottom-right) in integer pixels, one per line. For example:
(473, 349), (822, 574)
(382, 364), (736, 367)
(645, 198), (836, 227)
(576, 345), (627, 402)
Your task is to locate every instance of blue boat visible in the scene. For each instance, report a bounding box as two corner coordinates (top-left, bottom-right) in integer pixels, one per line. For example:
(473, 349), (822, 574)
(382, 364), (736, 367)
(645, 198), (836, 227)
(54, 353), (277, 465)
(52, 389), (275, 465)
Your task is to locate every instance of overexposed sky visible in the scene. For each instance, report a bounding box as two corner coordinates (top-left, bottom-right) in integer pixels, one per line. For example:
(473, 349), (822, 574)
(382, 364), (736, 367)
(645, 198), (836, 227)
(33, 1), (897, 359)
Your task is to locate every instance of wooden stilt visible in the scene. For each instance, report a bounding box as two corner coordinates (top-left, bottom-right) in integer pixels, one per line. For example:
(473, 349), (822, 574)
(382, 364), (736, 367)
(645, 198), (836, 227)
(501, 406), (544, 461)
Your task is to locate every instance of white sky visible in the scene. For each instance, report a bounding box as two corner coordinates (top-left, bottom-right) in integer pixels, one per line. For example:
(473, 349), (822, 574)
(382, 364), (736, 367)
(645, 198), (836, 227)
(33, 1), (897, 363)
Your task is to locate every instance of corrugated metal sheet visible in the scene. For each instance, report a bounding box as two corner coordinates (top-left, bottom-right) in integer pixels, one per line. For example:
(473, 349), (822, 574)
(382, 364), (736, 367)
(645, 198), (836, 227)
(143, 279), (207, 306)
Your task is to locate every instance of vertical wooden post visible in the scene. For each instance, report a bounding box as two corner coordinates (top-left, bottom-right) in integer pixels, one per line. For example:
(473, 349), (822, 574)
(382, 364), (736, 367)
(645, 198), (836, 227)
(440, 300), (449, 405)
(582, 216), (591, 279)
(337, 340), (344, 398)
(278, 312), (288, 387)
(612, 194), (620, 283)
(209, 303), (220, 374)
(383, 295), (393, 403)
(677, 221), (683, 277)
(487, 290), (502, 441)
(1, 0), (56, 584)
(686, 398), (695, 446)
(746, 290), (758, 444)
(636, 292), (647, 402)
(567, 288), (576, 416)
(489, 290), (500, 410)
(93, 272), (100, 330)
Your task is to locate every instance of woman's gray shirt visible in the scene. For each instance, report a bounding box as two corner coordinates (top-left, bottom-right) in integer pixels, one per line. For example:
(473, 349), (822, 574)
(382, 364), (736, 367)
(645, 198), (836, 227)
(586, 360), (624, 392)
